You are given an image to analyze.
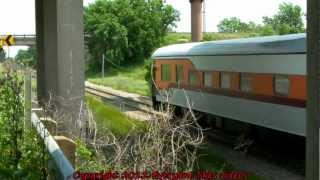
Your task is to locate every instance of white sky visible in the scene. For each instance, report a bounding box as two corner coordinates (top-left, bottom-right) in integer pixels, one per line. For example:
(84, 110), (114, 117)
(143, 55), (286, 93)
(0, 0), (307, 56)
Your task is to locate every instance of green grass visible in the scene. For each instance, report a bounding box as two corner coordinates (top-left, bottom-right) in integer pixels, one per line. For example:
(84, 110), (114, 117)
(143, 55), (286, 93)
(87, 63), (150, 96)
(86, 94), (146, 136)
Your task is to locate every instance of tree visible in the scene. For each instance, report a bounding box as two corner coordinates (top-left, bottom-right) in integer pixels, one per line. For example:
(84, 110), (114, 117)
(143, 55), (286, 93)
(259, 25), (276, 36)
(15, 47), (37, 67)
(84, 0), (179, 71)
(0, 49), (6, 62)
(262, 3), (305, 34)
(217, 17), (256, 33)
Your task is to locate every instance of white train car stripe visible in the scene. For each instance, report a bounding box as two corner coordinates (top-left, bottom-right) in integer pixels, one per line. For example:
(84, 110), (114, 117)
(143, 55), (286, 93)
(156, 89), (305, 136)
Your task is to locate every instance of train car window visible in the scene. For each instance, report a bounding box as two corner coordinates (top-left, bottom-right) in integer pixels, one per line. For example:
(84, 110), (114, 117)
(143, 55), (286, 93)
(189, 71), (198, 86)
(161, 64), (171, 81)
(240, 73), (252, 92)
(220, 72), (231, 89)
(176, 64), (184, 83)
(274, 75), (290, 96)
(204, 72), (212, 87)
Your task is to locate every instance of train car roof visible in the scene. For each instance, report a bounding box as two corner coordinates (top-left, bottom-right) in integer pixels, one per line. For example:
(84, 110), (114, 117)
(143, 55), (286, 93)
(152, 33), (306, 58)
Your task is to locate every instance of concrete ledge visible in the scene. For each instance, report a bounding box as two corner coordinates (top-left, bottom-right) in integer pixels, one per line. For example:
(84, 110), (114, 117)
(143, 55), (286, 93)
(40, 117), (57, 135)
(54, 136), (76, 167)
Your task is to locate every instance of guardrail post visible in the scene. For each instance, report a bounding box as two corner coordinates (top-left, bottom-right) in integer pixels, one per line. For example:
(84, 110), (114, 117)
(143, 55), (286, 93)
(54, 136), (76, 167)
(40, 117), (57, 135)
(24, 70), (32, 129)
(38, 116), (75, 169)
(32, 113), (75, 179)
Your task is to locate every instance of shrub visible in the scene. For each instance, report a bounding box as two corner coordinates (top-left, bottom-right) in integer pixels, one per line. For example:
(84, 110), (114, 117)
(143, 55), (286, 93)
(0, 68), (48, 179)
(78, 96), (204, 173)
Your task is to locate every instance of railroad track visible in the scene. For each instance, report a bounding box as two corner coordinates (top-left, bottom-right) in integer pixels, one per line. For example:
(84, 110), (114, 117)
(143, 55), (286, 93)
(85, 82), (166, 119)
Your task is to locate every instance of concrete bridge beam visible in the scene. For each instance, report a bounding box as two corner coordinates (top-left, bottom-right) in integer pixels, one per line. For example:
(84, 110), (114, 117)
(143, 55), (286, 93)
(14, 36), (36, 46)
(35, 0), (85, 122)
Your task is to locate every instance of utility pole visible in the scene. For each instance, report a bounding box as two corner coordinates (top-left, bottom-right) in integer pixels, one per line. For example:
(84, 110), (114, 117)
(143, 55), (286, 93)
(190, 0), (203, 42)
(203, 0), (206, 34)
(306, 0), (320, 179)
(102, 54), (105, 78)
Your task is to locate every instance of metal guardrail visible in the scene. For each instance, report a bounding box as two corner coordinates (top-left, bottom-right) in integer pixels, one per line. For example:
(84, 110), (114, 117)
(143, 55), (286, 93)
(31, 113), (75, 180)
(25, 71), (75, 180)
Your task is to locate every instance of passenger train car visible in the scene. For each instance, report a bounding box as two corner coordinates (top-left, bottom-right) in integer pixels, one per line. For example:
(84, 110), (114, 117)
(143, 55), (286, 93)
(151, 33), (306, 136)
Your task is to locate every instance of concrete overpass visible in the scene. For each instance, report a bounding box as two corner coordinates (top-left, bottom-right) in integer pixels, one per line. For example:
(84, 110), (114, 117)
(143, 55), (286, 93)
(13, 35), (36, 46)
(1, 34), (92, 46)
(4, 0), (203, 48)
(0, 34), (36, 46)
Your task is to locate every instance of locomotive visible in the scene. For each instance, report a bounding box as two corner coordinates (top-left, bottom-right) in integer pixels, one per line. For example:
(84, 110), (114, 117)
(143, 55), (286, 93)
(151, 33), (306, 136)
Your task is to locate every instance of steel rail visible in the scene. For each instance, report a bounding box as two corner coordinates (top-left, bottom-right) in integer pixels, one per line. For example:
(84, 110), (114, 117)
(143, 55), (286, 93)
(85, 82), (153, 114)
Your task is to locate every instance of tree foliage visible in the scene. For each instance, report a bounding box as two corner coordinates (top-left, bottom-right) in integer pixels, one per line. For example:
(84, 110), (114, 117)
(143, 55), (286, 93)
(84, 0), (179, 70)
(258, 25), (276, 36)
(262, 3), (305, 34)
(217, 3), (305, 36)
(217, 17), (256, 33)
(15, 47), (37, 67)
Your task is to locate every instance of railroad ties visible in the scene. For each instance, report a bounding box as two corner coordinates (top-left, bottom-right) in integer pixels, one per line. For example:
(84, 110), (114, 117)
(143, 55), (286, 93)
(85, 81), (165, 121)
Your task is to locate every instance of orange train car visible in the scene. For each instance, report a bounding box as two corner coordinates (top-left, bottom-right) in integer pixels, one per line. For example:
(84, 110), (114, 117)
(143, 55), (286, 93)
(151, 33), (306, 136)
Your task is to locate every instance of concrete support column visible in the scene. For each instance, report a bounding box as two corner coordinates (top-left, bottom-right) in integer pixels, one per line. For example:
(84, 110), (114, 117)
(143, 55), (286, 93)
(190, 0), (203, 42)
(35, 0), (85, 125)
(306, 0), (320, 179)
(35, 0), (45, 103)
